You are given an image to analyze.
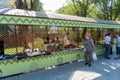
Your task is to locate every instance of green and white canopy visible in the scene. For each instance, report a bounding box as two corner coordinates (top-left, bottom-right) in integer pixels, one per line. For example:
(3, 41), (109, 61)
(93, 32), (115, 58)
(0, 8), (120, 28)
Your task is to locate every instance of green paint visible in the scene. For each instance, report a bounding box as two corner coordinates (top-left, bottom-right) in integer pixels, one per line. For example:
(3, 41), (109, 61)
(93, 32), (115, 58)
(0, 14), (108, 78)
(0, 15), (119, 28)
(0, 46), (104, 78)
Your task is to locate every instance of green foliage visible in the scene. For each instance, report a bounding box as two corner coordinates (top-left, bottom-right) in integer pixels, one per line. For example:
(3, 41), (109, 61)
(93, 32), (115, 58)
(57, 0), (120, 21)
(112, 0), (120, 20)
(31, 0), (44, 11)
(57, 4), (77, 15)
(91, 0), (120, 20)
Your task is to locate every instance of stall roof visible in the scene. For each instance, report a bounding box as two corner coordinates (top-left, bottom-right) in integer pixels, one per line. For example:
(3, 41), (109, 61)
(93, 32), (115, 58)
(0, 8), (120, 25)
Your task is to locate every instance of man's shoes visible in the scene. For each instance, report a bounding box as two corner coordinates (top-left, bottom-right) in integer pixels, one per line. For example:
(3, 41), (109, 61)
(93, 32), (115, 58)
(84, 62), (89, 65)
(88, 64), (91, 67)
(105, 57), (111, 59)
(110, 53), (113, 55)
(114, 57), (120, 59)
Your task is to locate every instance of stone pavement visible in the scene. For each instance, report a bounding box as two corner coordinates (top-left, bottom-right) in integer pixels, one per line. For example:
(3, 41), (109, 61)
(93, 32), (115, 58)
(1, 54), (120, 80)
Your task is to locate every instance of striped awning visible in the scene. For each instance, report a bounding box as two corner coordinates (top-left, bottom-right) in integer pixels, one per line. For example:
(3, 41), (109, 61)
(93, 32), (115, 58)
(0, 8), (120, 25)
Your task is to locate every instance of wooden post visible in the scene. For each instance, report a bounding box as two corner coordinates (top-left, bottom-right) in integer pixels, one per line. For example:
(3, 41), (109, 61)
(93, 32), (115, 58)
(15, 25), (18, 53)
(31, 26), (33, 50)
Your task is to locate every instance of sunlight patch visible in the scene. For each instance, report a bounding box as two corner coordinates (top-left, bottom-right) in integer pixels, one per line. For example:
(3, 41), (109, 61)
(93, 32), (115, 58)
(110, 66), (116, 70)
(101, 62), (106, 65)
(69, 71), (101, 80)
(104, 69), (110, 72)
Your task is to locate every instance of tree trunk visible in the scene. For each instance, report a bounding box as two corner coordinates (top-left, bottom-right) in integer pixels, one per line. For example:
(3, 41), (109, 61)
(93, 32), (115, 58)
(72, 0), (80, 16)
(23, 0), (28, 10)
(113, 13), (119, 21)
(15, 0), (23, 9)
(82, 28), (87, 40)
(30, 0), (34, 10)
(81, 0), (89, 40)
(84, 0), (89, 17)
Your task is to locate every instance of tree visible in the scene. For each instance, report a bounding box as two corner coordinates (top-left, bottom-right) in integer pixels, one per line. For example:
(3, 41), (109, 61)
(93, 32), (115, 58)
(71, 0), (89, 17)
(71, 0), (90, 40)
(30, 0), (44, 11)
(15, 0), (44, 11)
(57, 4), (77, 15)
(92, 0), (120, 20)
(112, 0), (120, 21)
(91, 0), (120, 34)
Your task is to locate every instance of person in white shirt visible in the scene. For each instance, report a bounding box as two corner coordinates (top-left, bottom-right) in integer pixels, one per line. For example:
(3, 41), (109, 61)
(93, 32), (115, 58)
(104, 33), (111, 59)
(114, 33), (120, 59)
(105, 34), (111, 44)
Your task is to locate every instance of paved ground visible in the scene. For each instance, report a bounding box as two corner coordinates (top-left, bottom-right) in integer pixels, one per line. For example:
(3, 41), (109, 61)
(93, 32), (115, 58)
(1, 54), (120, 80)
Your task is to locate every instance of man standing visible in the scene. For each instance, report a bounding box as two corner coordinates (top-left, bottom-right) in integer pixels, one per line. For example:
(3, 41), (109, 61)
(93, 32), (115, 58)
(114, 33), (120, 59)
(104, 33), (111, 59)
(84, 33), (95, 67)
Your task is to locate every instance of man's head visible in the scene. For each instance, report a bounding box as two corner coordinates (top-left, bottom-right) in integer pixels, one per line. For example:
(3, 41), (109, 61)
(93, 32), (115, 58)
(67, 32), (69, 35)
(66, 32), (70, 37)
(85, 33), (91, 39)
(115, 33), (120, 37)
(107, 33), (113, 37)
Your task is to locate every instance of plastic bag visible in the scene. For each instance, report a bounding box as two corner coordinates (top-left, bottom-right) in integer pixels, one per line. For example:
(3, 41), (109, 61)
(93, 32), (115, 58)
(92, 52), (97, 61)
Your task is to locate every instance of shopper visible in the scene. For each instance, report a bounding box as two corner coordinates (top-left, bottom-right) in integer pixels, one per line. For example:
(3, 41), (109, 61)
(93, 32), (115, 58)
(84, 33), (95, 67)
(114, 33), (120, 59)
(104, 33), (112, 59)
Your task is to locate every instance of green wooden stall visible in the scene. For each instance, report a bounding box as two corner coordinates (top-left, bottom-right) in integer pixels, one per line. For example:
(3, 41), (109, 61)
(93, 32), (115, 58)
(0, 8), (120, 78)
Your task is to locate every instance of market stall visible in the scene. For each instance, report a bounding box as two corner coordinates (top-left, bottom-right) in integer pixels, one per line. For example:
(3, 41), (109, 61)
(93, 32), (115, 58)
(0, 8), (120, 78)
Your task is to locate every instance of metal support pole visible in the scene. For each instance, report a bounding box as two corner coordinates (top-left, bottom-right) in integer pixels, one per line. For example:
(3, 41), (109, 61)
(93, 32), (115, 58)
(15, 25), (18, 53)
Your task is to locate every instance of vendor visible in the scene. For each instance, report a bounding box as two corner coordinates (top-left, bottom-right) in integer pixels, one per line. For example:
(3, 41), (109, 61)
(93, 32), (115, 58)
(63, 32), (70, 48)
(44, 34), (50, 44)
(54, 35), (62, 50)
